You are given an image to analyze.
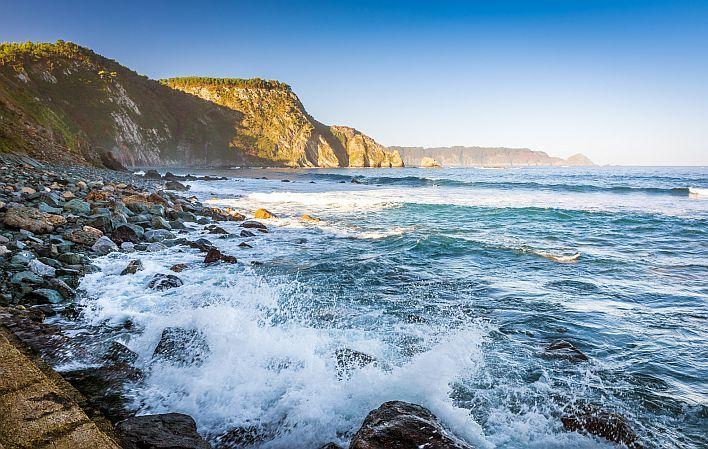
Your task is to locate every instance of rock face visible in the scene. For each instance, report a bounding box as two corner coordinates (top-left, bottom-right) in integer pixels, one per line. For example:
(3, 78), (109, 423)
(350, 401), (475, 449)
(393, 146), (594, 167)
(561, 405), (641, 448)
(164, 78), (404, 168)
(420, 156), (442, 168)
(116, 413), (211, 449)
(0, 41), (402, 168)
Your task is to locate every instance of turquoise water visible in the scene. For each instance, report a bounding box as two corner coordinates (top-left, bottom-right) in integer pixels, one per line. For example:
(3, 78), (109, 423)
(73, 166), (707, 448)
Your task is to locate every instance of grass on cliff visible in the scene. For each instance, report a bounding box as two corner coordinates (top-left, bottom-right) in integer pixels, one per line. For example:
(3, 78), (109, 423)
(162, 77), (290, 91)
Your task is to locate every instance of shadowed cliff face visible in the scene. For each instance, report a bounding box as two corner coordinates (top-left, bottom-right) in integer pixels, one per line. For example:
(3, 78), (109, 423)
(163, 78), (403, 168)
(0, 41), (402, 168)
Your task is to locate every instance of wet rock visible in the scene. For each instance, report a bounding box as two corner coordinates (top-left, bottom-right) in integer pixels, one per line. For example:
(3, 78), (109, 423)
(151, 215), (172, 230)
(170, 263), (188, 272)
(46, 277), (75, 300)
(121, 259), (144, 275)
(240, 229), (256, 237)
(65, 225), (104, 245)
(112, 223), (144, 244)
(0, 245), (10, 257)
(561, 404), (641, 448)
(4, 205), (63, 233)
(543, 340), (589, 362)
(10, 250), (36, 268)
(143, 169), (162, 179)
(165, 180), (189, 191)
(186, 238), (214, 252)
(28, 259), (56, 277)
(350, 401), (474, 449)
(117, 413), (211, 449)
(207, 225), (229, 235)
(204, 248), (237, 264)
(58, 252), (86, 265)
(148, 273), (183, 291)
(92, 236), (118, 254)
(63, 198), (91, 214)
(335, 348), (377, 379)
(104, 341), (138, 366)
(30, 288), (64, 304)
(38, 202), (63, 214)
(11, 271), (43, 285)
(301, 213), (321, 222)
(238, 242), (252, 248)
(145, 229), (175, 242)
(241, 220), (268, 232)
(254, 208), (276, 219)
(121, 242), (135, 252)
(146, 242), (168, 252)
(152, 327), (210, 366)
(319, 444), (343, 449)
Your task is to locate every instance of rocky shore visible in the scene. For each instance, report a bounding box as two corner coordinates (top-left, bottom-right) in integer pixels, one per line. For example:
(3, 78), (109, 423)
(0, 154), (641, 449)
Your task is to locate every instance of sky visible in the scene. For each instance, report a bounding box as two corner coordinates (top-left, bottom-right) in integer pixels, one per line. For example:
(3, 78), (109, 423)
(2, 0), (707, 165)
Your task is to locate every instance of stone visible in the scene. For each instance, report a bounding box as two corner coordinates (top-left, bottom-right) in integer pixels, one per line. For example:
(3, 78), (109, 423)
(204, 248), (237, 264)
(561, 404), (641, 448)
(301, 213), (321, 222)
(121, 242), (135, 252)
(92, 236), (118, 255)
(10, 250), (36, 267)
(145, 229), (175, 242)
(207, 225), (228, 235)
(146, 242), (168, 252)
(117, 413), (211, 449)
(152, 327), (210, 367)
(63, 364), (141, 423)
(38, 202), (63, 214)
(335, 348), (377, 379)
(20, 186), (37, 195)
(58, 252), (86, 265)
(240, 220), (268, 232)
(148, 273), (183, 291)
(0, 244), (10, 256)
(77, 180), (88, 190)
(28, 259), (56, 277)
(11, 271), (43, 284)
(121, 259), (144, 275)
(240, 229), (256, 237)
(46, 277), (75, 299)
(143, 169), (162, 179)
(170, 263), (188, 272)
(86, 190), (110, 202)
(543, 340), (589, 362)
(63, 198), (90, 214)
(238, 242), (252, 248)
(4, 205), (62, 234)
(254, 208), (276, 219)
(112, 224), (144, 244)
(350, 401), (474, 449)
(65, 225), (104, 245)
(151, 215), (172, 230)
(165, 180), (189, 191)
(31, 288), (65, 304)
(61, 190), (76, 200)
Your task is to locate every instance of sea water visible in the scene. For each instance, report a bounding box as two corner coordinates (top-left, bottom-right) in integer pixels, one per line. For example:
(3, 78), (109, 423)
(61, 166), (707, 448)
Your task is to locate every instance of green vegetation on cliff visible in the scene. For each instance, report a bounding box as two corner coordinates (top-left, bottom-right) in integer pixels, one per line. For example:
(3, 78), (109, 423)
(0, 40), (401, 167)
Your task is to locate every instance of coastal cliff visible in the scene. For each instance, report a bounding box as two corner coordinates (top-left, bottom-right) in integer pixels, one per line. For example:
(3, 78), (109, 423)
(0, 41), (401, 168)
(163, 77), (402, 168)
(392, 146), (594, 167)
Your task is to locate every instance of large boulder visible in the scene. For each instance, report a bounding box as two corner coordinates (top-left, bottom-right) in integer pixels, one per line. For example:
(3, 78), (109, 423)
(254, 208), (276, 219)
(116, 413), (211, 449)
(561, 404), (641, 448)
(350, 401), (474, 449)
(112, 224), (144, 244)
(4, 205), (65, 234)
(148, 274), (183, 291)
(152, 327), (210, 367)
(543, 340), (589, 362)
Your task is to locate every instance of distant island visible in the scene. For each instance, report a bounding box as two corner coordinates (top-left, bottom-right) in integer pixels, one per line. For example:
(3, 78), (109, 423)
(392, 146), (594, 167)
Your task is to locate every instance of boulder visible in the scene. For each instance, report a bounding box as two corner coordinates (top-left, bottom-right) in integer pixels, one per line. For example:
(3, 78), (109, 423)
(121, 259), (144, 275)
(240, 220), (268, 232)
(100, 150), (128, 171)
(350, 401), (474, 449)
(65, 225), (104, 245)
(335, 348), (377, 379)
(561, 404), (641, 448)
(151, 216), (172, 231)
(165, 180), (189, 191)
(543, 340), (589, 362)
(147, 242), (168, 252)
(28, 259), (56, 277)
(92, 236), (119, 254)
(254, 208), (276, 219)
(148, 273), (183, 291)
(117, 413), (211, 449)
(301, 214), (321, 222)
(4, 205), (63, 234)
(112, 224), (144, 244)
(63, 198), (91, 214)
(152, 327), (210, 366)
(143, 169), (162, 179)
(170, 263), (188, 273)
(204, 248), (237, 264)
(145, 229), (175, 243)
(240, 229), (255, 237)
(207, 225), (228, 235)
(31, 288), (64, 304)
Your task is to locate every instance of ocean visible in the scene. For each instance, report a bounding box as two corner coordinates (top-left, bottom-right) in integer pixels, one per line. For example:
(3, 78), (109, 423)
(59, 166), (707, 448)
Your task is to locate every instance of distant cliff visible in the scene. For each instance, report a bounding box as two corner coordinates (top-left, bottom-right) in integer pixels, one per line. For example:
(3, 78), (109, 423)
(0, 41), (401, 168)
(163, 77), (402, 168)
(391, 146), (594, 167)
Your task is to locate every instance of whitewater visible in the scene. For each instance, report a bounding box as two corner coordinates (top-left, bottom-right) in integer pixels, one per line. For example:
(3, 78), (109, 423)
(58, 166), (707, 448)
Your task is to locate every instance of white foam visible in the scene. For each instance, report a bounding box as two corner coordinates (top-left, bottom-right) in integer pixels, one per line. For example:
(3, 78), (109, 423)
(688, 187), (708, 198)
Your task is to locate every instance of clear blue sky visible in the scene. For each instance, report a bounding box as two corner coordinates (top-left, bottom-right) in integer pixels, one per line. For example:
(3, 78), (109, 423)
(2, 0), (707, 165)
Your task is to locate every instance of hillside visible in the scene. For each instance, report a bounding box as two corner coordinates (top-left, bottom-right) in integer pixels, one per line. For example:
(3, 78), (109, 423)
(163, 77), (402, 168)
(0, 41), (401, 168)
(391, 146), (594, 167)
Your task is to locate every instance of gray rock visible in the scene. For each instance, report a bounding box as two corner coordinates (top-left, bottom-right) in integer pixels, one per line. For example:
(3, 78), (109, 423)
(145, 229), (175, 243)
(121, 259), (144, 276)
(63, 198), (91, 214)
(117, 413), (211, 449)
(58, 252), (86, 265)
(151, 216), (172, 230)
(11, 271), (43, 284)
(10, 250), (36, 267)
(29, 259), (56, 277)
(120, 242), (135, 252)
(148, 273), (183, 291)
(92, 236), (118, 254)
(32, 288), (64, 304)
(38, 202), (63, 214)
(152, 327), (209, 366)
(0, 245), (10, 257)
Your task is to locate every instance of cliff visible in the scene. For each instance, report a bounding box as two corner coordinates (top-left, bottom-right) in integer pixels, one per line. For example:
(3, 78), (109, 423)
(392, 146), (594, 167)
(0, 41), (401, 168)
(163, 77), (402, 167)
